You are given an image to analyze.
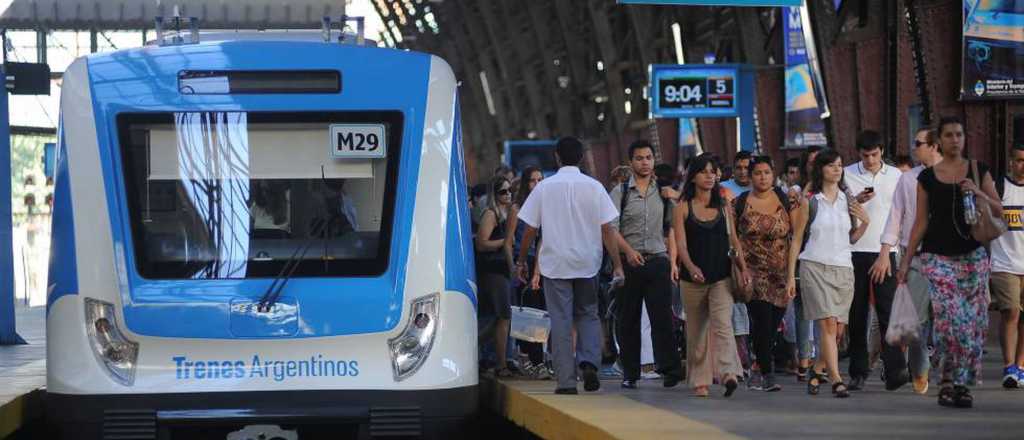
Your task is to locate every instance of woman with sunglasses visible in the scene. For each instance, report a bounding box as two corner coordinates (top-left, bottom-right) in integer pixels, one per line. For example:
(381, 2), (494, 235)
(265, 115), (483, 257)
(476, 175), (517, 377)
(734, 156), (806, 392)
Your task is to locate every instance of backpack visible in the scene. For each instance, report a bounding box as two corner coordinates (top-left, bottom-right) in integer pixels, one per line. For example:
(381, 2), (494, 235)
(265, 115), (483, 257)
(619, 182), (672, 236)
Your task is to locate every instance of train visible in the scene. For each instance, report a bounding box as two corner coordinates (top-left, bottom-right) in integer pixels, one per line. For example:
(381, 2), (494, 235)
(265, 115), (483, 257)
(45, 30), (477, 440)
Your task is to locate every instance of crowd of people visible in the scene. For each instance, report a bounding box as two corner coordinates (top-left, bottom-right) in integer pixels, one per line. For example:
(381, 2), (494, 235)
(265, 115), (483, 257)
(470, 116), (1024, 408)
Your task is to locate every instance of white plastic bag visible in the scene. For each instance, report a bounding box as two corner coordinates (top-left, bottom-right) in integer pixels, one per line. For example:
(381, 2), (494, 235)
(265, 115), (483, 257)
(510, 306), (551, 343)
(886, 284), (920, 346)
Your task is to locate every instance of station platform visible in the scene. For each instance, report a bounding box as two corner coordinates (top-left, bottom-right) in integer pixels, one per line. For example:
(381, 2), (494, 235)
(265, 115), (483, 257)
(0, 306), (45, 439)
(5, 307), (1024, 439)
(484, 344), (1024, 440)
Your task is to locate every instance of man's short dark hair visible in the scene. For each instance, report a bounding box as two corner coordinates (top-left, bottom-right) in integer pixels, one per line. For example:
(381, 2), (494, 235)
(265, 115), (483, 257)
(628, 139), (655, 160)
(734, 151), (753, 164)
(555, 136), (584, 166)
(856, 130), (884, 151)
(785, 157), (800, 170)
(1012, 142), (1024, 153)
(894, 155), (913, 168)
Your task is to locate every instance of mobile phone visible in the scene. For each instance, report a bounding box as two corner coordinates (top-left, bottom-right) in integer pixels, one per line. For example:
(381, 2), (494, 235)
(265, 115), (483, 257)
(865, 187), (875, 193)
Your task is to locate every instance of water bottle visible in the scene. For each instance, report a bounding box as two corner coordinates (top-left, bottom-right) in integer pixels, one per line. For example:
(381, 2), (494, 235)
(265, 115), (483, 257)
(963, 190), (979, 225)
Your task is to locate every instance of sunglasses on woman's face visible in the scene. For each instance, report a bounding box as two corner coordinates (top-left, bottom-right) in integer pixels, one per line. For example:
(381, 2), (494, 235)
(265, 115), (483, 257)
(497, 189), (511, 196)
(914, 140), (929, 147)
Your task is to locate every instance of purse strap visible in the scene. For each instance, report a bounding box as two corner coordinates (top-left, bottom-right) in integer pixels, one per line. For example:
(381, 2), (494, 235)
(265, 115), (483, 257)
(971, 159), (981, 190)
(721, 204), (737, 259)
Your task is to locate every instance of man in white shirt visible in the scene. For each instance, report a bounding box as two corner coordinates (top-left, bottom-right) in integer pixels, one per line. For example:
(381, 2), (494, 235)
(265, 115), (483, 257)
(875, 128), (942, 394)
(990, 144), (1024, 388)
(517, 137), (624, 395)
(842, 130), (908, 391)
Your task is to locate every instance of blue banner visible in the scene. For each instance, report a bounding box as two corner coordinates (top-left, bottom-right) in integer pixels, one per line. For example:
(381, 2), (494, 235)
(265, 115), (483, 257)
(783, 7), (827, 148)
(619, 0), (800, 5)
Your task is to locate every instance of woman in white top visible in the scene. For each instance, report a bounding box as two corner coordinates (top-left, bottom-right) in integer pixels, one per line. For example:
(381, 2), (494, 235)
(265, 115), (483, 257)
(798, 149), (870, 398)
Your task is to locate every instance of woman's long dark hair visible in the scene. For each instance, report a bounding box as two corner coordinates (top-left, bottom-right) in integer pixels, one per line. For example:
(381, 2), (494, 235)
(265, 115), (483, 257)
(515, 166), (541, 206)
(682, 153), (724, 209)
(798, 145), (824, 188)
(808, 149), (847, 194)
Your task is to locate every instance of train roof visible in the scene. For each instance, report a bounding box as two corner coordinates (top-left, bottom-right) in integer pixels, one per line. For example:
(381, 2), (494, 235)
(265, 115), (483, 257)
(145, 30), (379, 46)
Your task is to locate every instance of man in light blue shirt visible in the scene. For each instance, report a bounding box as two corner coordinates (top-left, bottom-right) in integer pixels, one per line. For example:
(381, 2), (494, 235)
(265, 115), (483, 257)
(720, 151), (753, 197)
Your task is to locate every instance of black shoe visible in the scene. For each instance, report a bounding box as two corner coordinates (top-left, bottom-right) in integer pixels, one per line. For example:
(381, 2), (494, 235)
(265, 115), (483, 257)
(554, 387), (578, 395)
(885, 370), (910, 391)
(580, 362), (601, 392)
(663, 373), (682, 388)
(848, 375), (866, 391)
(724, 377), (739, 397)
(763, 374), (782, 392)
(621, 379), (638, 389)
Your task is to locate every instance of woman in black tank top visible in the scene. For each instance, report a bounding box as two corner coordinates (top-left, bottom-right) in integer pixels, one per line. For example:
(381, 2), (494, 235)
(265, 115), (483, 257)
(673, 154), (748, 398)
(897, 117), (1003, 408)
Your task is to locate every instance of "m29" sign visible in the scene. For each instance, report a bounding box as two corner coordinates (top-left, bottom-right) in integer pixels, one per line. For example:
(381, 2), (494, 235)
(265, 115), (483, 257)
(329, 124), (387, 159)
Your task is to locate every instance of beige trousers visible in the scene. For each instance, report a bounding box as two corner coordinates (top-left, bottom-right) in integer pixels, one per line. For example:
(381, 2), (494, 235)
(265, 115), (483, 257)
(681, 278), (743, 387)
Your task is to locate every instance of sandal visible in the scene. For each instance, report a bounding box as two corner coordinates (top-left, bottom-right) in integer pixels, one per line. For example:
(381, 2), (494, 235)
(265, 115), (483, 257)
(953, 386), (974, 408)
(796, 367), (808, 382)
(723, 376), (739, 398)
(807, 371), (823, 395)
(693, 386), (710, 398)
(938, 384), (955, 407)
(832, 382), (850, 398)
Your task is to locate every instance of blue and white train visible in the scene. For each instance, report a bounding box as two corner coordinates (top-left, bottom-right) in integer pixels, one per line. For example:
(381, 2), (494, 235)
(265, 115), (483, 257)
(46, 31), (477, 439)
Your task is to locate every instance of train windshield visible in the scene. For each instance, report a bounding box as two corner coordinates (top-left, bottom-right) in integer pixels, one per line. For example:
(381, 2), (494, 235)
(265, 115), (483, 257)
(117, 111), (402, 279)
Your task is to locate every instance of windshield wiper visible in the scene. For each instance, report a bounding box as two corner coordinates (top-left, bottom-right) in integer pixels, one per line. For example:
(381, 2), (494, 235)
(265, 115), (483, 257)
(256, 217), (327, 313)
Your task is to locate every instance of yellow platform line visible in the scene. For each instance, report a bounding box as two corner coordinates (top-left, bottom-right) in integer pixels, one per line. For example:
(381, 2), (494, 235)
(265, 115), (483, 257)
(482, 378), (745, 440)
(0, 388), (44, 440)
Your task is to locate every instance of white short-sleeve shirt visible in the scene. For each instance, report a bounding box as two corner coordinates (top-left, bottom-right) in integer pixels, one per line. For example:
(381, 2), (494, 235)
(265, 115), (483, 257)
(843, 162), (902, 253)
(517, 166), (619, 279)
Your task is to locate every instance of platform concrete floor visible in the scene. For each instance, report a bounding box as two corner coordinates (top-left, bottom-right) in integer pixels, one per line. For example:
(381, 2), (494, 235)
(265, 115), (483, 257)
(490, 342), (1024, 440)
(0, 306), (45, 439)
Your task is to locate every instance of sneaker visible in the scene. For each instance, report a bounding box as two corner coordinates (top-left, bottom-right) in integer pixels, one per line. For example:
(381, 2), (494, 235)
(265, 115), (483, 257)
(763, 374), (782, 392)
(1002, 365), (1021, 389)
(747, 373), (764, 391)
(641, 370), (662, 380)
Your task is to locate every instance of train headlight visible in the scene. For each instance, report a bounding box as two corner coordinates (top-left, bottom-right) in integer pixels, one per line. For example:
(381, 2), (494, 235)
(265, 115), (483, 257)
(387, 293), (439, 381)
(84, 298), (139, 386)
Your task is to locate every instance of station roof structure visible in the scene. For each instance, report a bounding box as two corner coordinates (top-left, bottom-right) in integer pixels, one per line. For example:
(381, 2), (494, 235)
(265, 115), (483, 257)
(373, 0), (781, 174)
(0, 0), (353, 30)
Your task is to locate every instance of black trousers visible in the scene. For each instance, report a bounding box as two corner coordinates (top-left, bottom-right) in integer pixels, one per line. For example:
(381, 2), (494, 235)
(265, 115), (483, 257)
(747, 299), (787, 376)
(616, 256), (683, 380)
(848, 252), (907, 380)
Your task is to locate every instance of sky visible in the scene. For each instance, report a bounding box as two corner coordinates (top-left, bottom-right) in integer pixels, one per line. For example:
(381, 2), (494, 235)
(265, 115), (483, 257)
(6, 0), (383, 129)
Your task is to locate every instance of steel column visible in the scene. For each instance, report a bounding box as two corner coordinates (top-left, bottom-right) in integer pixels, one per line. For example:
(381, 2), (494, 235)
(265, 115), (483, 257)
(0, 68), (26, 346)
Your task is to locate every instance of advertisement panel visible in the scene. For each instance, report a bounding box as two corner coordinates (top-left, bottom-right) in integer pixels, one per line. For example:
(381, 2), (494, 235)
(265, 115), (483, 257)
(962, 0), (1024, 100)
(783, 7), (828, 148)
